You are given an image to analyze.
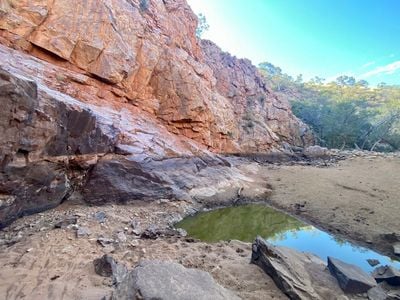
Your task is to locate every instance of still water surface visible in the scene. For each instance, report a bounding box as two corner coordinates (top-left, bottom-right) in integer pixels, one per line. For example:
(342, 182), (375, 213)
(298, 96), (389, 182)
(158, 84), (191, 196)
(177, 204), (400, 272)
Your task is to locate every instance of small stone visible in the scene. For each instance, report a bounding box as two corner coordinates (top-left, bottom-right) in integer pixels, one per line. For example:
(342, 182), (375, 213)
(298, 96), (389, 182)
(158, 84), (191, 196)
(94, 211), (106, 223)
(367, 259), (381, 267)
(54, 217), (77, 229)
(141, 225), (157, 239)
(76, 226), (91, 238)
(103, 245), (115, 254)
(132, 228), (142, 236)
(129, 240), (139, 247)
(393, 243), (400, 256)
(26, 248), (33, 252)
(97, 237), (114, 247)
(116, 232), (127, 243)
(93, 254), (128, 285)
(176, 228), (187, 237)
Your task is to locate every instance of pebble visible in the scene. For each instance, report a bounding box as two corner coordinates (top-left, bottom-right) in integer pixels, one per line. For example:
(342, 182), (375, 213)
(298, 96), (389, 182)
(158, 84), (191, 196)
(97, 237), (114, 247)
(393, 243), (400, 256)
(102, 245), (115, 254)
(76, 227), (91, 238)
(129, 240), (139, 247)
(117, 232), (127, 243)
(94, 211), (106, 223)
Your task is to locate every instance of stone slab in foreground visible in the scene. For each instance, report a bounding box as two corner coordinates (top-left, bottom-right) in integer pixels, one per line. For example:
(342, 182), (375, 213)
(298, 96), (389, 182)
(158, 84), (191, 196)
(251, 236), (348, 300)
(112, 260), (240, 300)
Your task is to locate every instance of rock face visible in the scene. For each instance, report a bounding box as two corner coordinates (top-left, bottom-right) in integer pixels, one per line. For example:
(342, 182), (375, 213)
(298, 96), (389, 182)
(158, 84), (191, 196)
(327, 256), (377, 293)
(201, 40), (313, 150)
(251, 237), (349, 300)
(0, 67), (109, 227)
(0, 0), (312, 153)
(0, 0), (312, 225)
(112, 260), (240, 300)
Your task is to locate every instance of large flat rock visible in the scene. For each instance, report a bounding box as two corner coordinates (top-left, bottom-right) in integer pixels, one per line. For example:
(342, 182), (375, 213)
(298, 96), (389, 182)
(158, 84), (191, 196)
(112, 260), (240, 300)
(251, 237), (349, 300)
(328, 256), (377, 293)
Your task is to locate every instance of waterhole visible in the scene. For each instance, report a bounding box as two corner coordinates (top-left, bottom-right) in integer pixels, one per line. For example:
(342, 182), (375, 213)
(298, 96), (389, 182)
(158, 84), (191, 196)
(177, 204), (400, 272)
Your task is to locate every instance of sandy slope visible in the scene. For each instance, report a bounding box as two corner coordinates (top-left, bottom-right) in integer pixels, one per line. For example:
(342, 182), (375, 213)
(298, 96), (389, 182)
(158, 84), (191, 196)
(266, 156), (400, 257)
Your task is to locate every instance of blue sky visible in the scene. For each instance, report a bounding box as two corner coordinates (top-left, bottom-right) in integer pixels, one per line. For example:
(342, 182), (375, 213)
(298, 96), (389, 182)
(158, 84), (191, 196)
(187, 0), (400, 85)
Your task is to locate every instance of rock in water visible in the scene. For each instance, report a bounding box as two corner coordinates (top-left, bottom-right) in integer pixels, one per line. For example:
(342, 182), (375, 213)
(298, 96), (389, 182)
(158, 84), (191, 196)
(93, 255), (128, 286)
(327, 256), (377, 293)
(112, 260), (239, 300)
(373, 265), (400, 286)
(251, 237), (348, 300)
(367, 259), (381, 267)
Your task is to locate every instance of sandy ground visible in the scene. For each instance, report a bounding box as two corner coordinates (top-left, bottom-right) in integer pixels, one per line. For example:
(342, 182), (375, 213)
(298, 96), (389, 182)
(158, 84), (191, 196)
(265, 156), (400, 257)
(0, 201), (285, 300)
(0, 155), (399, 299)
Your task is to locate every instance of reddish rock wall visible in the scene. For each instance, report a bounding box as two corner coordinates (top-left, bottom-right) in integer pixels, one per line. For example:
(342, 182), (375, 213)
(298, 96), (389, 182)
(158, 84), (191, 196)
(0, 0), (313, 153)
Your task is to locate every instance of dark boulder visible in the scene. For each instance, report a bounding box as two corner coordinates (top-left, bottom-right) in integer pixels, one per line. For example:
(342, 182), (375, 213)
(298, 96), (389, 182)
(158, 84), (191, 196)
(327, 256), (377, 293)
(373, 266), (400, 286)
(83, 157), (177, 204)
(93, 255), (128, 285)
(251, 237), (347, 300)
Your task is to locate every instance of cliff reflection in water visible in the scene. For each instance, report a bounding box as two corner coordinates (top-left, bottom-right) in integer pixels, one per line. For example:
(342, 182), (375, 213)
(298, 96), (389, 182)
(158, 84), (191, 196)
(177, 204), (308, 243)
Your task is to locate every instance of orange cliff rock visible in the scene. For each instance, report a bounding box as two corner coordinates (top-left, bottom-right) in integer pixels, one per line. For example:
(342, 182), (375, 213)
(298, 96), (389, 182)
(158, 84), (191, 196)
(0, 0), (313, 154)
(0, 0), (314, 226)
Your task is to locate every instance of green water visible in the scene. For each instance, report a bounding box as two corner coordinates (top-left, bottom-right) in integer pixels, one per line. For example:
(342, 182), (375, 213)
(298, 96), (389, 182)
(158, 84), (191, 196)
(176, 204), (307, 243)
(176, 204), (400, 273)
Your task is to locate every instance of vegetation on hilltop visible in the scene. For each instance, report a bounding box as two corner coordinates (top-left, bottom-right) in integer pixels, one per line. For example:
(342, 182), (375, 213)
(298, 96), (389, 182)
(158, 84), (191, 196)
(259, 62), (400, 152)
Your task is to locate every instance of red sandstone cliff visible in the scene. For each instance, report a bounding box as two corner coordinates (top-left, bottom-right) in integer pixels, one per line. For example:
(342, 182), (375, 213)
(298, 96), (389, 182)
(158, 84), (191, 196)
(0, 0), (312, 153)
(0, 0), (313, 226)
